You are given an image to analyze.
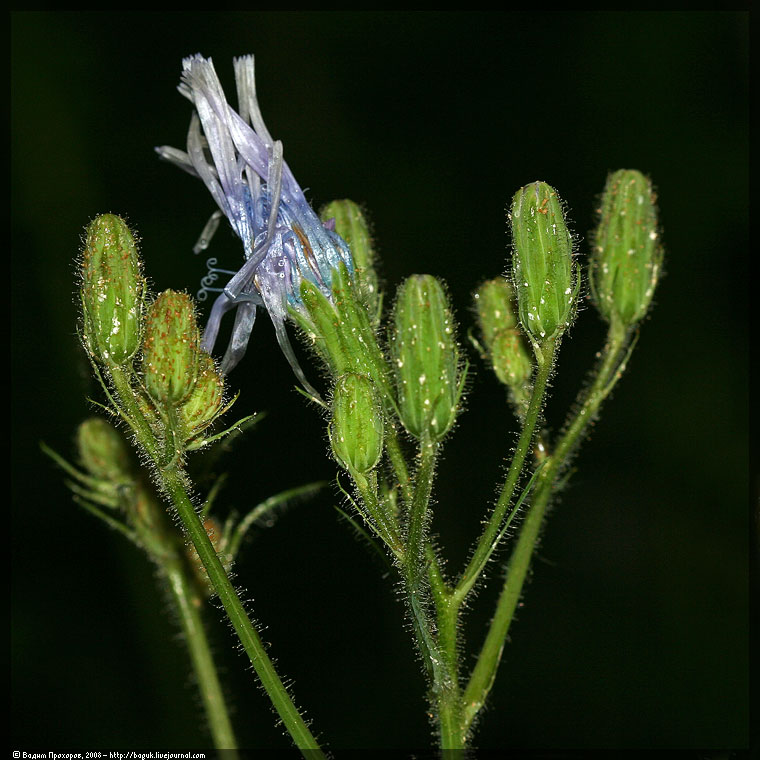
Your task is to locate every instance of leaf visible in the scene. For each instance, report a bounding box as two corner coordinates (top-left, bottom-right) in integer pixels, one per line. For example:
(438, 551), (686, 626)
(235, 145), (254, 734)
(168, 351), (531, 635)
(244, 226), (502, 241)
(226, 481), (327, 559)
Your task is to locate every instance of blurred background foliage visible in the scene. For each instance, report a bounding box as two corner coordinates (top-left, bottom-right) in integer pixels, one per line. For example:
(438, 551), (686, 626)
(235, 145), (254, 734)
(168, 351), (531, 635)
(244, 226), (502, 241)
(12, 11), (748, 751)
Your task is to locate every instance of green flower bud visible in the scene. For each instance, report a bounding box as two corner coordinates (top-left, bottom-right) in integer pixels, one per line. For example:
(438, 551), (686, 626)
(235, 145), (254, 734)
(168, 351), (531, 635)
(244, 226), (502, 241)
(590, 169), (662, 327)
(474, 278), (520, 345)
(181, 352), (225, 434)
(298, 278), (354, 377)
(80, 214), (145, 365)
(142, 290), (201, 406)
(391, 275), (460, 441)
(77, 417), (133, 484)
(296, 264), (395, 405)
(474, 278), (533, 393)
(510, 182), (578, 345)
(321, 200), (381, 323)
(329, 374), (384, 475)
(490, 329), (533, 389)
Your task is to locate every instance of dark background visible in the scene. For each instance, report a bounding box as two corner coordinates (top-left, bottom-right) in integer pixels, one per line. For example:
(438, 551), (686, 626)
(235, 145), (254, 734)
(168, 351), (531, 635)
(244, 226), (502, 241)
(11, 11), (749, 753)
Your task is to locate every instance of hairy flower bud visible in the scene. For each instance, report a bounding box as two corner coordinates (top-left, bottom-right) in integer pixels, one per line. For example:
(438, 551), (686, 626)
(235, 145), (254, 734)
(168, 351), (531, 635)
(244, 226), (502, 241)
(474, 278), (533, 391)
(490, 329), (533, 389)
(590, 169), (662, 327)
(321, 200), (381, 323)
(298, 278), (353, 377)
(80, 214), (145, 365)
(329, 374), (384, 475)
(296, 263), (395, 405)
(475, 278), (520, 344)
(142, 290), (201, 406)
(510, 182), (578, 345)
(391, 275), (460, 441)
(77, 417), (133, 484)
(181, 352), (225, 433)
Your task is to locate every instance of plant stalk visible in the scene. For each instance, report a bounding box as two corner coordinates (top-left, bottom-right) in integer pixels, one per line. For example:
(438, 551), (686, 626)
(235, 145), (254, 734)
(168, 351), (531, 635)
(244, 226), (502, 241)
(160, 466), (325, 757)
(106, 363), (324, 756)
(462, 319), (630, 728)
(454, 336), (557, 606)
(163, 554), (238, 751)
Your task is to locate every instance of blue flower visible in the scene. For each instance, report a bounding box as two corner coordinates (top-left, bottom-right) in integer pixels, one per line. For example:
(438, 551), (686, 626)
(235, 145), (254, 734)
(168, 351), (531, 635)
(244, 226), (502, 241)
(156, 54), (353, 395)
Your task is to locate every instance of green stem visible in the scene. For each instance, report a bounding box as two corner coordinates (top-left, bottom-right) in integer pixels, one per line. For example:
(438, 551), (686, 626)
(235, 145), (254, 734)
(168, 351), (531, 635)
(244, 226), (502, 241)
(431, 582), (465, 749)
(408, 341), (556, 749)
(550, 318), (629, 468)
(108, 364), (160, 462)
(160, 466), (325, 757)
(163, 554), (238, 751)
(461, 472), (552, 728)
(401, 440), (440, 677)
(462, 320), (630, 729)
(108, 362), (324, 755)
(384, 421), (414, 508)
(403, 439), (466, 750)
(407, 439), (438, 584)
(352, 470), (405, 560)
(454, 336), (557, 606)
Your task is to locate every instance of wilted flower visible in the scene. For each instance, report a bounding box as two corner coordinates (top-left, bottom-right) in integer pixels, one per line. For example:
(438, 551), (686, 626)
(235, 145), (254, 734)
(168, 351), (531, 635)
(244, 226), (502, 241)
(156, 54), (353, 394)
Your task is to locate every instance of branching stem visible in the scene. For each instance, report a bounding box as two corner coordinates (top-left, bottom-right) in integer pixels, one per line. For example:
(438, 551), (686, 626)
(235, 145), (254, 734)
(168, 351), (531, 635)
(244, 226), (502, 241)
(105, 361), (325, 757)
(462, 318), (630, 729)
(160, 467), (325, 757)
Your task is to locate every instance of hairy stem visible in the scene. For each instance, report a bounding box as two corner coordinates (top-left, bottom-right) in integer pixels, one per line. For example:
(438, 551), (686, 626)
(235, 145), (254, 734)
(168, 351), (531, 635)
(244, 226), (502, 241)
(454, 336), (557, 606)
(384, 421), (414, 508)
(407, 439), (439, 586)
(163, 554), (238, 751)
(462, 319), (630, 729)
(160, 466), (325, 756)
(107, 361), (325, 756)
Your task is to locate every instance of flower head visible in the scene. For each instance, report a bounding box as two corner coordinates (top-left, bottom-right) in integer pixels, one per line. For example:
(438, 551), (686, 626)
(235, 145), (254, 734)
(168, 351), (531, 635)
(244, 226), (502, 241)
(156, 54), (353, 395)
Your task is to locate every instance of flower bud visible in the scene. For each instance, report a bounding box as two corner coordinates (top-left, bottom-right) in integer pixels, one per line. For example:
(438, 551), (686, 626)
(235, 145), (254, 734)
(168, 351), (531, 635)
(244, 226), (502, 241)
(391, 275), (460, 441)
(590, 169), (662, 327)
(490, 329), (533, 389)
(474, 278), (533, 392)
(142, 290), (201, 406)
(181, 351), (225, 433)
(321, 200), (381, 323)
(474, 278), (520, 345)
(80, 214), (145, 365)
(329, 374), (384, 475)
(298, 278), (353, 377)
(297, 263), (395, 407)
(510, 182), (578, 345)
(77, 417), (133, 484)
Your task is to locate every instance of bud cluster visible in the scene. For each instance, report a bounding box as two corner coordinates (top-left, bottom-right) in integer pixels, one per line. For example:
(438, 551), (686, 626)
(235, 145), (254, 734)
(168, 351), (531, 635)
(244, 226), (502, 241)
(77, 417), (134, 486)
(80, 215), (231, 455)
(74, 418), (170, 558)
(140, 289), (229, 443)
